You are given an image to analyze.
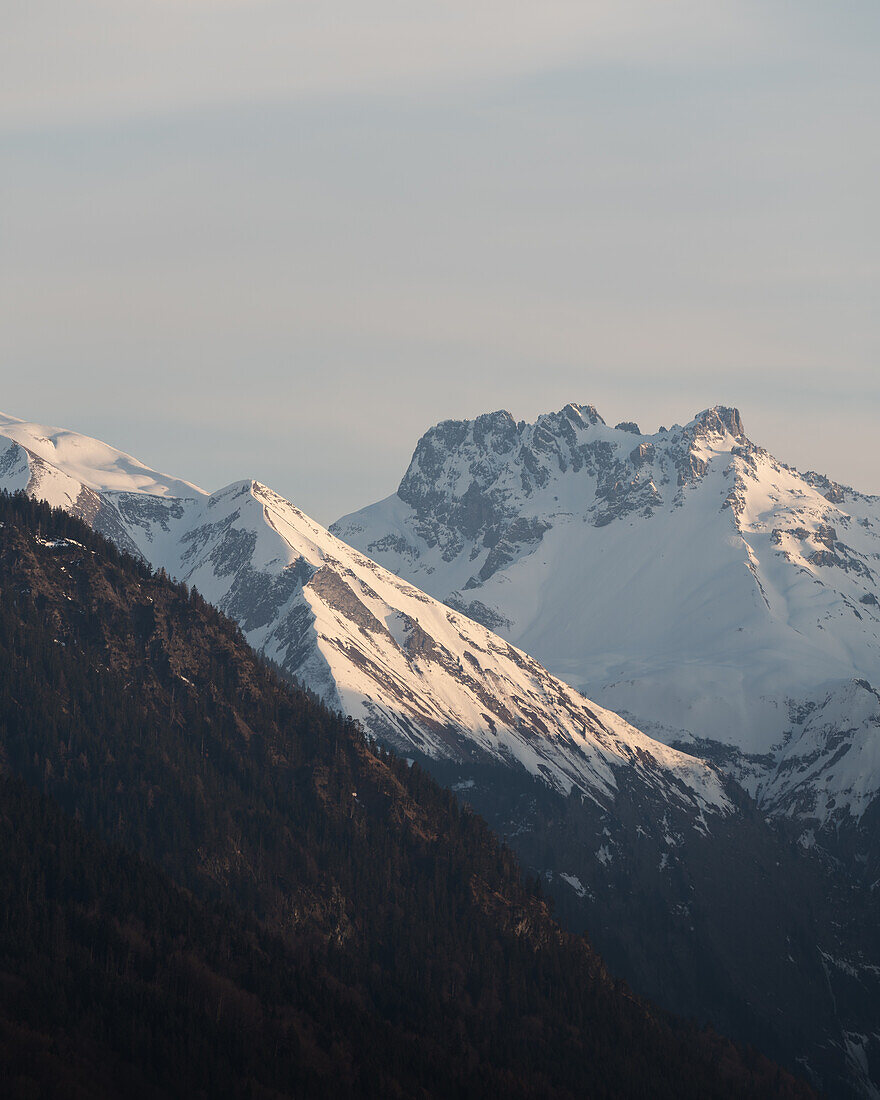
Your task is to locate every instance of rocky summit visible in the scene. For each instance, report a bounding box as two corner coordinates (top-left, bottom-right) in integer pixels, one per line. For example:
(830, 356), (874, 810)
(334, 403), (880, 848)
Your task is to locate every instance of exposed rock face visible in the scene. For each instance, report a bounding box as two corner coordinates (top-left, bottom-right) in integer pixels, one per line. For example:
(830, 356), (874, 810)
(368, 402), (722, 591)
(693, 405), (746, 440)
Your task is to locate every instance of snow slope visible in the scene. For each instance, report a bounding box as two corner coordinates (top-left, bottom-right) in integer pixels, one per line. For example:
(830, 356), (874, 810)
(0, 413), (728, 821)
(0, 412), (202, 500)
(333, 404), (880, 826)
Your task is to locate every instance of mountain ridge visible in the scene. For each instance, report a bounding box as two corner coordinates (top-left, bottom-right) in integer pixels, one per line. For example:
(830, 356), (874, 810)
(334, 402), (880, 833)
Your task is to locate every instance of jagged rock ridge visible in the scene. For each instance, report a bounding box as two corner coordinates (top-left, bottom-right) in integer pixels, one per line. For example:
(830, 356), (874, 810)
(334, 403), (880, 838)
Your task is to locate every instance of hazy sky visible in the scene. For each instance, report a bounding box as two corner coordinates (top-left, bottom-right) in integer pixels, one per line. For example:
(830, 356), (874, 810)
(2, 1), (878, 523)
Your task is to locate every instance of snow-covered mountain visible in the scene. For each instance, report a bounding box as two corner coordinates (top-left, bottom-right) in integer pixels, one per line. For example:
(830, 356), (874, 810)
(0, 411), (727, 821)
(333, 404), (880, 835)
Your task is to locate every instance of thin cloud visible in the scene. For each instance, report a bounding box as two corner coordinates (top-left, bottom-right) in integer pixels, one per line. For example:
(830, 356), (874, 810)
(3, 0), (758, 128)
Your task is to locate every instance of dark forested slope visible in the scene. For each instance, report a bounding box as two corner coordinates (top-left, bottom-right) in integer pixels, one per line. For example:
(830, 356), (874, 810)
(0, 491), (811, 1098)
(0, 771), (411, 1100)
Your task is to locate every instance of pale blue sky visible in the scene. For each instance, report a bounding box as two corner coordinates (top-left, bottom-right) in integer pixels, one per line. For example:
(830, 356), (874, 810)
(2, 1), (878, 522)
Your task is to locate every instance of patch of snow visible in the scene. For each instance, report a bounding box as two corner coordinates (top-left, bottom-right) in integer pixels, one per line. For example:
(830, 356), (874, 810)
(558, 872), (588, 898)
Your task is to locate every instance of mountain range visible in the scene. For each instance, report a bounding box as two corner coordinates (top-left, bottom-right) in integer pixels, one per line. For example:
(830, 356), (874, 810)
(0, 410), (729, 827)
(2, 406), (879, 1096)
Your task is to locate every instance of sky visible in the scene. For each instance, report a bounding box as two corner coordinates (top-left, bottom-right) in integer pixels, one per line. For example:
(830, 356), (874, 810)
(2, 1), (878, 524)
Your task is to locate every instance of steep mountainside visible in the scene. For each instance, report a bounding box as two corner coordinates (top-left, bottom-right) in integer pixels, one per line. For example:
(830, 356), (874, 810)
(0, 772), (438, 1100)
(0, 491), (810, 1099)
(334, 404), (880, 839)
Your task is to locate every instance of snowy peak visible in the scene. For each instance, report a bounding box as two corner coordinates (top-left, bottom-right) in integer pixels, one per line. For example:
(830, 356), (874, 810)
(690, 405), (746, 442)
(0, 413), (204, 503)
(336, 404), (757, 599)
(390, 403), (751, 541)
(334, 402), (880, 827)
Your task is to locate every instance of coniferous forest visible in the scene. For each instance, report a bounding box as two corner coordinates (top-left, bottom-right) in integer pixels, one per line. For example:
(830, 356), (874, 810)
(0, 491), (813, 1098)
